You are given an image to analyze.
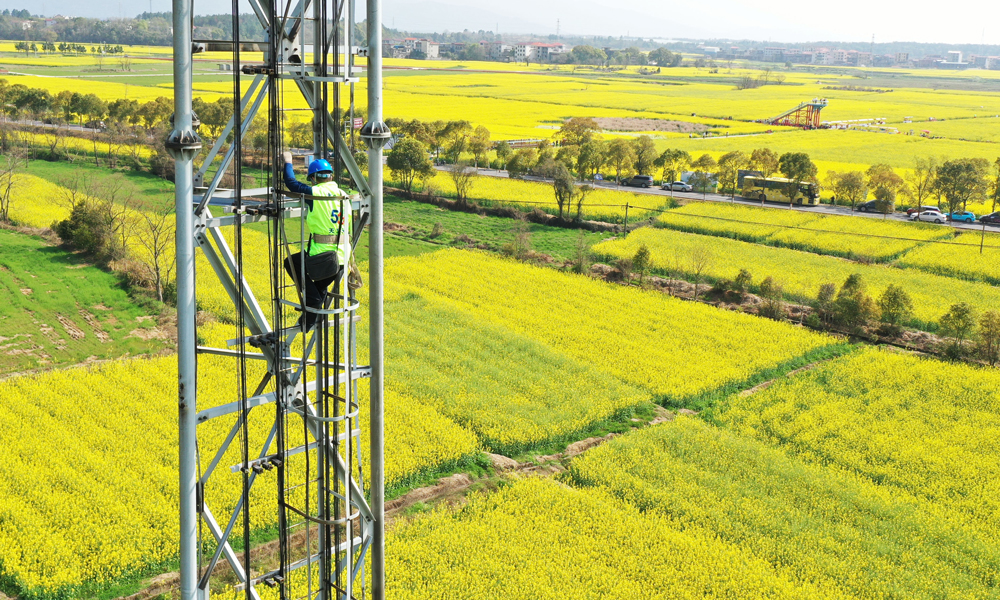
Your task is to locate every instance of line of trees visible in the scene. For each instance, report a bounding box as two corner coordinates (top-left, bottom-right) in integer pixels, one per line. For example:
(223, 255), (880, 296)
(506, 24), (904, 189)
(567, 45), (683, 68)
(828, 156), (1000, 217)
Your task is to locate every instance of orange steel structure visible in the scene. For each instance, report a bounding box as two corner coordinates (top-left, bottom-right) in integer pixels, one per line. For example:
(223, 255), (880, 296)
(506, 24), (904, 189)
(769, 98), (828, 128)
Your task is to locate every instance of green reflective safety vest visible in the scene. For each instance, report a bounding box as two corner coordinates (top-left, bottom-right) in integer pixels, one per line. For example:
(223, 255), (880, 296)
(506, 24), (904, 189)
(306, 181), (352, 265)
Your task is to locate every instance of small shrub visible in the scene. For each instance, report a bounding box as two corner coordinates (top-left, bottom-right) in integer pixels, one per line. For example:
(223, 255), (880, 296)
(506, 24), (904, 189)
(833, 274), (878, 331)
(758, 276), (781, 300)
(429, 222), (444, 238)
(633, 244), (651, 284)
(53, 200), (119, 262)
(815, 282), (836, 323)
(501, 219), (532, 260)
(614, 256), (634, 283)
(733, 269), (752, 298)
(877, 284), (913, 336)
(711, 279), (734, 295)
(570, 231), (592, 275)
(939, 302), (978, 358)
(757, 277), (785, 321)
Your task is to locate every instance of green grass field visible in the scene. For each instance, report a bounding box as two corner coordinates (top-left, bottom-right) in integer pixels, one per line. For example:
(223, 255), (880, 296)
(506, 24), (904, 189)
(0, 228), (171, 375)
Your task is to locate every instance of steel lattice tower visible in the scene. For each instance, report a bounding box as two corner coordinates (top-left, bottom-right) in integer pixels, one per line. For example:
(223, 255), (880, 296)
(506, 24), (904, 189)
(167, 0), (390, 597)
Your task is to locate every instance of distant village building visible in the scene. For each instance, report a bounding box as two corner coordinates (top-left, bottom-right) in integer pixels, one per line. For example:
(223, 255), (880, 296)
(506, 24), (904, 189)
(510, 42), (567, 62)
(380, 37), (567, 62)
(486, 42), (511, 61)
(761, 47), (786, 61)
(938, 50), (969, 70)
(415, 39), (439, 59)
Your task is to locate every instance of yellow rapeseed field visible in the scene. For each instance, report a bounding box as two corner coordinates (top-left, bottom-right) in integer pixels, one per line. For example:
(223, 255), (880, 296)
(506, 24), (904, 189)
(0, 321), (477, 595)
(572, 416), (1000, 600)
(384, 289), (649, 454)
(897, 228), (1000, 284)
(593, 226), (1000, 325)
(717, 347), (1000, 541)
(385, 249), (839, 403)
(658, 201), (955, 261)
(384, 477), (827, 599)
(6, 173), (73, 228)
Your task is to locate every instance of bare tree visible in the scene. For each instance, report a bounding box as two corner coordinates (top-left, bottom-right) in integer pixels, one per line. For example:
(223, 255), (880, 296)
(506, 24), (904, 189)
(135, 204), (176, 302)
(57, 171), (92, 213)
(448, 160), (476, 205)
(690, 246), (714, 300)
(75, 174), (140, 257)
(575, 184), (594, 221)
(0, 151), (24, 223)
(103, 123), (130, 169)
(978, 310), (1000, 367)
(903, 156), (938, 210)
(44, 121), (68, 158)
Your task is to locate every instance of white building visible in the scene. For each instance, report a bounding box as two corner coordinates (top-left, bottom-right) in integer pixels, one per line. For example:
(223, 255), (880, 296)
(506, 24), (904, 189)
(415, 39), (439, 59)
(512, 42), (569, 62)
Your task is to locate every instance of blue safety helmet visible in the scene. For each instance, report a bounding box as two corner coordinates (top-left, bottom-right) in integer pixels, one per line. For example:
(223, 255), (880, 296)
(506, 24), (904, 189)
(308, 159), (333, 177)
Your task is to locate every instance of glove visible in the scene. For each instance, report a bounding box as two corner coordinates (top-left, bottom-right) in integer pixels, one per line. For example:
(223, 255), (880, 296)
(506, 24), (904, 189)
(282, 151), (293, 164)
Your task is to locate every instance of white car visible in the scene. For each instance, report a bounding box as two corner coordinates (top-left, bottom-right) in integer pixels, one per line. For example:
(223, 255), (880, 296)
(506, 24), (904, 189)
(662, 181), (693, 192)
(913, 210), (946, 224)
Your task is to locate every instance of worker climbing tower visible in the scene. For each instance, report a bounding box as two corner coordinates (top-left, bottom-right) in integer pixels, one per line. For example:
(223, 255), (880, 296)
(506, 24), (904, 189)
(167, 0), (389, 597)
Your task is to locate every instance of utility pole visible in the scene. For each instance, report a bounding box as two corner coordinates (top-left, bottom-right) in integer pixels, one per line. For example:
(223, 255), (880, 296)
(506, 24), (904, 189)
(166, 0), (202, 598)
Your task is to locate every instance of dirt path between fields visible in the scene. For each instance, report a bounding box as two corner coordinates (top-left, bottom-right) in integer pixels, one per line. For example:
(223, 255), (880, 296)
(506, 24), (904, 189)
(739, 360), (833, 397)
(594, 117), (710, 133)
(117, 406), (676, 600)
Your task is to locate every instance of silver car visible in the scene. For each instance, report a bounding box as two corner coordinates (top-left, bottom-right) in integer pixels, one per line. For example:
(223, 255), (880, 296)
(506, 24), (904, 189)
(914, 210), (946, 224)
(662, 181), (693, 192)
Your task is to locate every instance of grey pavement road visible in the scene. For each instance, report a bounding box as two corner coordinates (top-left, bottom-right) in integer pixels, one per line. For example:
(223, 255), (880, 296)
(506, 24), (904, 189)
(436, 165), (997, 234)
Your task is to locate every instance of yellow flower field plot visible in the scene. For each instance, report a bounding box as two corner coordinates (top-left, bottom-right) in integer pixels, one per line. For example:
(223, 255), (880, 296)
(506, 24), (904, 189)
(669, 127), (1000, 171)
(592, 227), (1000, 325)
(658, 202), (954, 261)
(717, 348), (1000, 542)
(658, 202), (820, 242)
(6, 173), (73, 228)
(571, 417), (1000, 600)
(383, 72), (774, 136)
(386, 250), (838, 404)
(896, 116), (1000, 142)
(0, 321), (477, 597)
(0, 54), (171, 69)
(897, 229), (1000, 284)
(420, 172), (670, 223)
(0, 74), (188, 103)
(386, 478), (822, 599)
(384, 291), (649, 454)
(767, 210), (953, 260)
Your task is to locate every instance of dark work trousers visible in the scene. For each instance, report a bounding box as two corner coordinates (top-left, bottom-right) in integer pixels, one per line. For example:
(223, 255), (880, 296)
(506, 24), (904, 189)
(284, 252), (343, 328)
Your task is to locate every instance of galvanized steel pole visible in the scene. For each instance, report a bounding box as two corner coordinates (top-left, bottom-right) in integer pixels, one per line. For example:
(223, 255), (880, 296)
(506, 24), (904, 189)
(366, 0), (387, 595)
(169, 0), (202, 598)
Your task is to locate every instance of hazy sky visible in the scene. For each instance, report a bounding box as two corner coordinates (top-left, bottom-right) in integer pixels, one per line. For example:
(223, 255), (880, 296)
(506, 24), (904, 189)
(19, 0), (999, 45)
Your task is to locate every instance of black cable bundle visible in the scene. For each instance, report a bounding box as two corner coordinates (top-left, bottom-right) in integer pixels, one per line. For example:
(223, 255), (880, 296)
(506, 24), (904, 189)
(229, 4), (253, 600)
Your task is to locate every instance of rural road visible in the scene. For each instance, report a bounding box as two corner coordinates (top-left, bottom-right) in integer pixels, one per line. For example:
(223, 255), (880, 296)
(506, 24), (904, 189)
(440, 165), (996, 233)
